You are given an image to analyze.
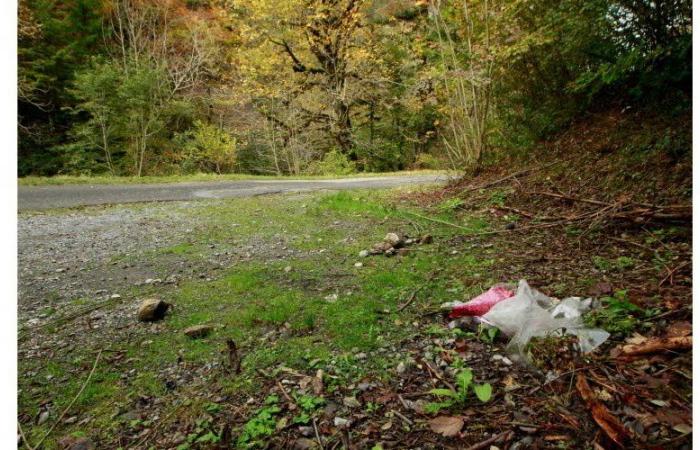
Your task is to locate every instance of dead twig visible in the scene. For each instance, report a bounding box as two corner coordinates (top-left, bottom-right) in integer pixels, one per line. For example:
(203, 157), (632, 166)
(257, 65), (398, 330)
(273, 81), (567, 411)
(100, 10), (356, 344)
(422, 359), (455, 392)
(658, 261), (690, 287)
(396, 288), (422, 312)
(275, 380), (296, 406)
(312, 418), (324, 450)
(391, 409), (414, 426)
(30, 349), (103, 450)
(465, 430), (514, 450)
(17, 421), (34, 450)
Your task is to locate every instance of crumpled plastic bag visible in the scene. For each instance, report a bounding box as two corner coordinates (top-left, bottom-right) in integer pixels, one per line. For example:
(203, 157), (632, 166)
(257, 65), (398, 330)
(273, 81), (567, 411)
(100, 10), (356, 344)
(479, 280), (609, 361)
(448, 284), (514, 318)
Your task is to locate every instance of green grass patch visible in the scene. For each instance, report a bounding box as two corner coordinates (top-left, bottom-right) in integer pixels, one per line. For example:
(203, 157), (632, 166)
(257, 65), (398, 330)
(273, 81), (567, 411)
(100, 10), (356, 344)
(18, 187), (495, 449)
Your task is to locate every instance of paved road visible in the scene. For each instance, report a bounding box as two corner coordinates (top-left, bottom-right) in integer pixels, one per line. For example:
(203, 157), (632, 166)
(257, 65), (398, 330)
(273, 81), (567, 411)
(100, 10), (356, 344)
(18, 174), (451, 210)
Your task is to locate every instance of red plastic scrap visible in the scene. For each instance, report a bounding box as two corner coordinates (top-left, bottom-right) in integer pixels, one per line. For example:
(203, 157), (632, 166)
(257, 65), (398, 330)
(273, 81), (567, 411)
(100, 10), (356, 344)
(449, 285), (514, 318)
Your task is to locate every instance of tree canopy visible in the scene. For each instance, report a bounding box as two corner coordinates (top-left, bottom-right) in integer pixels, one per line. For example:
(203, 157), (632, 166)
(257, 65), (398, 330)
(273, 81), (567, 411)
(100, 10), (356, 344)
(18, 0), (691, 176)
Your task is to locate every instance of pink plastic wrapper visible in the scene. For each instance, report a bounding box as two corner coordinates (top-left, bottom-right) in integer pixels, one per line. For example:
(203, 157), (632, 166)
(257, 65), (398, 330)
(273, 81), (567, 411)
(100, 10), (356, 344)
(449, 285), (515, 318)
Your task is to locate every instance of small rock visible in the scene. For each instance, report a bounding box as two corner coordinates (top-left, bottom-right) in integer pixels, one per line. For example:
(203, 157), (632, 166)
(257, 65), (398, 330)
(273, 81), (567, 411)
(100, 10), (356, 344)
(384, 248), (397, 257)
(184, 324), (214, 339)
(334, 417), (350, 428)
(384, 233), (402, 246)
(293, 438), (317, 450)
(371, 242), (393, 254)
(355, 352), (367, 360)
(298, 426), (314, 437)
(63, 416), (78, 424)
(343, 396), (361, 408)
(137, 298), (169, 322)
(358, 250), (369, 258)
(357, 382), (373, 392)
(37, 409), (50, 425)
(284, 266), (292, 273)
(354, 262), (363, 268)
(505, 222), (516, 230)
(510, 436), (534, 450)
(396, 362), (407, 374)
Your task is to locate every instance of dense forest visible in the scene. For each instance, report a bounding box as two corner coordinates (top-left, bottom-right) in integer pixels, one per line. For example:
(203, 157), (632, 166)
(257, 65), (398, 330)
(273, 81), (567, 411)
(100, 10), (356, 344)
(18, 0), (691, 177)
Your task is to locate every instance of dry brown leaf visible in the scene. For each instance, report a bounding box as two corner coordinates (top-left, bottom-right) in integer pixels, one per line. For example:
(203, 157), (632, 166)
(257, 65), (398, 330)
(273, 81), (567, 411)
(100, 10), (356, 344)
(576, 373), (629, 447)
(428, 416), (464, 437)
(667, 321), (692, 337)
(625, 333), (648, 345)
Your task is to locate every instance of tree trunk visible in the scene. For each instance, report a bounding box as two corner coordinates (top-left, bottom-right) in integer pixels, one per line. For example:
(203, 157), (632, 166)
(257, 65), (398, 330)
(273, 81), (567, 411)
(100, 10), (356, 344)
(333, 99), (354, 159)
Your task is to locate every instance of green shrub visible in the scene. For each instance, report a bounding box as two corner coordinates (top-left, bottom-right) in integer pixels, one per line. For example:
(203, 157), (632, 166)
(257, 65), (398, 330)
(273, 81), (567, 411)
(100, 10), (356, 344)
(304, 149), (356, 175)
(413, 153), (444, 170)
(174, 120), (237, 174)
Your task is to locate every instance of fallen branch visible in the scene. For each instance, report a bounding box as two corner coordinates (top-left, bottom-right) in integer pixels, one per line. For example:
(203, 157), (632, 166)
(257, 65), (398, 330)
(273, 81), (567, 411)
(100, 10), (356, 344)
(402, 210), (569, 235)
(459, 158), (566, 195)
(619, 336), (692, 356)
(401, 210), (474, 232)
(576, 373), (629, 447)
(529, 191), (691, 222)
(30, 350), (103, 450)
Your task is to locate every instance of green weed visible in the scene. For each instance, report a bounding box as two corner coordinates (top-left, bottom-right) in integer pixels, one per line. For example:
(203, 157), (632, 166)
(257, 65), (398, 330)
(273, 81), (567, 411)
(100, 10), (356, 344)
(425, 369), (493, 414)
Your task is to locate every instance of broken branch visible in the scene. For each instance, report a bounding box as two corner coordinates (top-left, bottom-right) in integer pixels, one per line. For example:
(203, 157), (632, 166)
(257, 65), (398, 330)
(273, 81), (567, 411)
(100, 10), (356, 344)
(619, 336), (692, 356)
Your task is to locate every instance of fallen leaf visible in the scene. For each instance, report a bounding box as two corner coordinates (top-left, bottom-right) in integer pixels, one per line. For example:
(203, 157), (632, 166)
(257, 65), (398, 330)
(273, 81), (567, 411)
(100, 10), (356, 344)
(667, 321), (692, 337)
(474, 383), (493, 403)
(656, 410), (690, 427)
(649, 399), (669, 407)
(502, 375), (521, 392)
(673, 423), (692, 434)
(576, 373), (629, 447)
(428, 416), (464, 437)
(625, 333), (648, 345)
(590, 282), (613, 296)
(596, 389), (613, 402)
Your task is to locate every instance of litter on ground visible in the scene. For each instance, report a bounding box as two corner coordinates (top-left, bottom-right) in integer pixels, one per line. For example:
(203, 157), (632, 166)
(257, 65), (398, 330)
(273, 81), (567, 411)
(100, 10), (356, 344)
(443, 280), (610, 361)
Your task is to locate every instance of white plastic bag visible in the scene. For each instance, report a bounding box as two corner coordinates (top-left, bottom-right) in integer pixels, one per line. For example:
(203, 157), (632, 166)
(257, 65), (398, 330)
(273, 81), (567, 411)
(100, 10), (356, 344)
(480, 280), (609, 361)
